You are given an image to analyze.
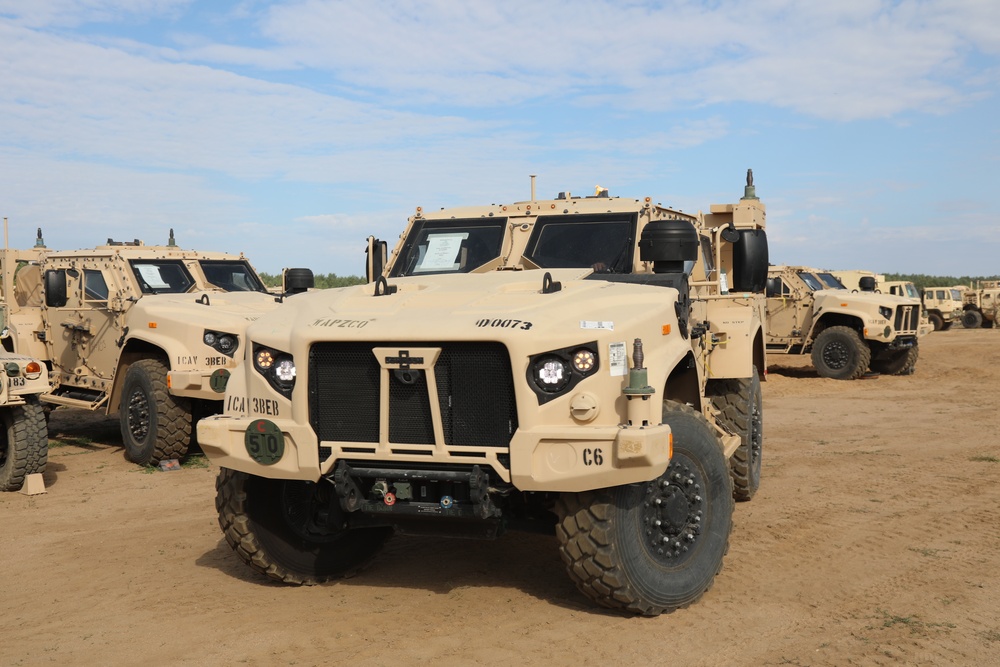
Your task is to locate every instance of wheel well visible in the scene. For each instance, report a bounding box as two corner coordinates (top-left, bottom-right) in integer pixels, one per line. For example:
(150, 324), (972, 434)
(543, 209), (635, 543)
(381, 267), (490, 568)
(663, 352), (701, 411)
(812, 313), (864, 339)
(963, 304), (980, 312)
(753, 326), (766, 381)
(109, 341), (169, 415)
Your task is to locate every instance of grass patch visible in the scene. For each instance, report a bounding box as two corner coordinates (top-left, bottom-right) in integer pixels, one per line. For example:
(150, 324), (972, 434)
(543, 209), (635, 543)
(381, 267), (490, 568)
(871, 608), (956, 636)
(970, 455), (1000, 463)
(909, 547), (947, 558)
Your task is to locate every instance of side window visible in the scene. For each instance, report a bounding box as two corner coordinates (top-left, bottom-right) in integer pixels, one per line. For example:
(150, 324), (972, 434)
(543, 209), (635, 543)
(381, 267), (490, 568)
(766, 277), (786, 297)
(936, 290), (945, 300)
(83, 269), (109, 303)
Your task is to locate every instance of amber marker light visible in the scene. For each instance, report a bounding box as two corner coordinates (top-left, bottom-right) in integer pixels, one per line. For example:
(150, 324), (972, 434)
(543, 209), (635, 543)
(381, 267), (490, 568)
(662, 324), (671, 335)
(25, 361), (42, 379)
(148, 322), (157, 328)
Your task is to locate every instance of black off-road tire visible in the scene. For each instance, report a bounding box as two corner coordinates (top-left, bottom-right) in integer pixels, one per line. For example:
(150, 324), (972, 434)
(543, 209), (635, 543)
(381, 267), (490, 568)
(962, 309), (983, 329)
(941, 321), (953, 332)
(0, 399), (48, 492)
(811, 326), (872, 380)
(119, 358), (191, 465)
(216, 468), (393, 584)
(870, 346), (919, 376)
(927, 312), (944, 331)
(554, 403), (733, 616)
(707, 367), (763, 501)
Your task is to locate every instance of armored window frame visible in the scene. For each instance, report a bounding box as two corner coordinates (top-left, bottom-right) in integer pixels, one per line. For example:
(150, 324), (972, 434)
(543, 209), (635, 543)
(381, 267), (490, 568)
(128, 259), (195, 294)
(390, 217), (507, 277)
(199, 260), (267, 293)
(83, 269), (109, 303)
(523, 213), (636, 273)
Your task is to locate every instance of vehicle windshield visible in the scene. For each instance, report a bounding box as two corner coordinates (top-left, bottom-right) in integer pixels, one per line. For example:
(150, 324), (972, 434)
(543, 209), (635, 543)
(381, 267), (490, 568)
(129, 260), (195, 294)
(950, 289), (963, 301)
(900, 283), (920, 299)
(816, 272), (846, 289)
(523, 213), (636, 272)
(199, 260), (266, 292)
(797, 271), (825, 291)
(391, 218), (507, 277)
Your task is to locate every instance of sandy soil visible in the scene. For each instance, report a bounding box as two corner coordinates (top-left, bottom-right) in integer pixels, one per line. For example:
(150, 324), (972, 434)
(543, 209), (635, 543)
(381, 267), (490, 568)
(4, 328), (1000, 666)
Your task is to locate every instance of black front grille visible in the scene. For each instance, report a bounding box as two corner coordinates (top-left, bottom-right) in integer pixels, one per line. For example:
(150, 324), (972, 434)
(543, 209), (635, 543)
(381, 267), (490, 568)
(309, 342), (517, 448)
(894, 305), (919, 332)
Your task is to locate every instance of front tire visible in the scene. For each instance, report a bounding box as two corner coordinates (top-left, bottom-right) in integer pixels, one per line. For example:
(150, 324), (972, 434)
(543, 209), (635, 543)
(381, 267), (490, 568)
(554, 403), (733, 615)
(870, 346), (918, 376)
(962, 309), (983, 329)
(119, 358), (192, 465)
(0, 400), (48, 492)
(216, 468), (392, 584)
(927, 312), (944, 331)
(811, 326), (872, 380)
(706, 367), (762, 501)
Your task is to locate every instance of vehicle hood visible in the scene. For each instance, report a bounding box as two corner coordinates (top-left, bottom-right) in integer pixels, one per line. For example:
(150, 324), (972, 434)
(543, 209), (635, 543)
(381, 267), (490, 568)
(248, 269), (684, 348)
(127, 290), (282, 331)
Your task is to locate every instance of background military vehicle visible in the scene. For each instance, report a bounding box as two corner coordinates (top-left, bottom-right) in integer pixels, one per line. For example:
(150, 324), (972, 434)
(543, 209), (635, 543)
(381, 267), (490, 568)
(766, 266), (921, 379)
(921, 286), (964, 331)
(198, 172), (769, 615)
(0, 230), (312, 466)
(0, 352), (49, 491)
(960, 281), (1000, 328)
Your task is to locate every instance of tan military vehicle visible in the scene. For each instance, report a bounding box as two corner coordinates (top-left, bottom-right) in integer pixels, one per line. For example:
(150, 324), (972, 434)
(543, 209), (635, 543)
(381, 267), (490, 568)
(0, 352), (49, 491)
(921, 286), (964, 331)
(960, 281), (1000, 328)
(766, 267), (921, 378)
(198, 171), (770, 615)
(0, 230), (312, 466)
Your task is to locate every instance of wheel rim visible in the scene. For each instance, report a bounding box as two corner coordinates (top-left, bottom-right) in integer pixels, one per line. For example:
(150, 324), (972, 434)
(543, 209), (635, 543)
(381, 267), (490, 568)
(125, 387), (151, 441)
(821, 340), (851, 370)
(641, 454), (706, 566)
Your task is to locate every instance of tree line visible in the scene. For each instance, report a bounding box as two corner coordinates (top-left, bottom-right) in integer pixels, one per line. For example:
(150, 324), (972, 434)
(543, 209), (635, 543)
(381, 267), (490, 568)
(258, 273), (366, 289)
(883, 274), (1000, 291)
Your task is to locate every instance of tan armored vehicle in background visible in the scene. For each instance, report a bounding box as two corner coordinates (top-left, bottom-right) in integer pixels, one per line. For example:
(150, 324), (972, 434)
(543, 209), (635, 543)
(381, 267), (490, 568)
(0, 230), (312, 466)
(960, 281), (1000, 328)
(766, 267), (921, 379)
(921, 286), (964, 331)
(198, 171), (770, 615)
(0, 352), (49, 491)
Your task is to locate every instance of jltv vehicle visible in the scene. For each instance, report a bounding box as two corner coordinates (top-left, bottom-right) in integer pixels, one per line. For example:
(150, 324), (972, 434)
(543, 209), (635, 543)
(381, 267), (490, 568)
(766, 266), (921, 378)
(0, 230), (311, 465)
(198, 172), (771, 615)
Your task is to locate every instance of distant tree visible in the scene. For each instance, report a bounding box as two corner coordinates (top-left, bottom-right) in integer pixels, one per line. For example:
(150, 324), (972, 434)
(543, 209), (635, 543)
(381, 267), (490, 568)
(258, 272), (366, 289)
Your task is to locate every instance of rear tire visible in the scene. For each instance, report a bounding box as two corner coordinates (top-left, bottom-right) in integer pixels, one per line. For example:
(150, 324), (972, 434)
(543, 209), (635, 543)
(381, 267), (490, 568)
(811, 326), (871, 380)
(216, 468), (392, 584)
(554, 403), (733, 615)
(927, 313), (944, 331)
(706, 367), (762, 501)
(0, 400), (48, 492)
(119, 358), (191, 465)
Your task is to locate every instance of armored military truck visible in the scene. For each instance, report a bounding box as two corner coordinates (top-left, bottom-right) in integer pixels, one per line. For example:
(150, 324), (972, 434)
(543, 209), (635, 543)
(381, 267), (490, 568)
(920, 286), (964, 331)
(766, 266), (921, 379)
(960, 281), (1000, 328)
(198, 172), (770, 615)
(0, 231), (312, 466)
(0, 352), (49, 491)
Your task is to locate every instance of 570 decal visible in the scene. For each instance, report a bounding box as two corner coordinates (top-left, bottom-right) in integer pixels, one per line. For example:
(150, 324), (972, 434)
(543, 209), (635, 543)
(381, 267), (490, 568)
(475, 318), (533, 330)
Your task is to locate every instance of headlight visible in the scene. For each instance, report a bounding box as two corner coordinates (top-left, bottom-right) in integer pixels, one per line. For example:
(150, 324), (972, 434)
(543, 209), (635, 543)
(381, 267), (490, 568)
(204, 329), (239, 357)
(879, 306), (893, 320)
(527, 343), (599, 404)
(253, 344), (295, 396)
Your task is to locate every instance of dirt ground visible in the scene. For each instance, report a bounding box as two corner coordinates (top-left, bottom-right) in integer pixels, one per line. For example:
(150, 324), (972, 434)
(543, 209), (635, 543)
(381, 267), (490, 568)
(4, 328), (1000, 666)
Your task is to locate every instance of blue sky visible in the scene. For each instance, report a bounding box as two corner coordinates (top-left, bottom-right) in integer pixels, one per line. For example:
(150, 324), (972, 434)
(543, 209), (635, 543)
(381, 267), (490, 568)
(1, 0), (997, 277)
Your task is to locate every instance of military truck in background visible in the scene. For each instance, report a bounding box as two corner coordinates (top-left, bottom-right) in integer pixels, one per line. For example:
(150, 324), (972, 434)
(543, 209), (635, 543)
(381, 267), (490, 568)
(921, 286), (964, 331)
(766, 266), (921, 379)
(0, 230), (313, 466)
(198, 171), (770, 616)
(0, 352), (49, 491)
(960, 281), (1000, 328)
(829, 270), (884, 293)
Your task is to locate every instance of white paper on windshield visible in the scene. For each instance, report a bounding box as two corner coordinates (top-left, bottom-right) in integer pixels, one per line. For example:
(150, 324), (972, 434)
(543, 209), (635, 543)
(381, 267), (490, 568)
(137, 265), (170, 289)
(415, 233), (468, 272)
(609, 341), (627, 377)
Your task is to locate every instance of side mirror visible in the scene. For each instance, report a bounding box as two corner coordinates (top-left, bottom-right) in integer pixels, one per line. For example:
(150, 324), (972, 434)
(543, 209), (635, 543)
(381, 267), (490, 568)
(366, 236), (387, 283)
(44, 269), (67, 308)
